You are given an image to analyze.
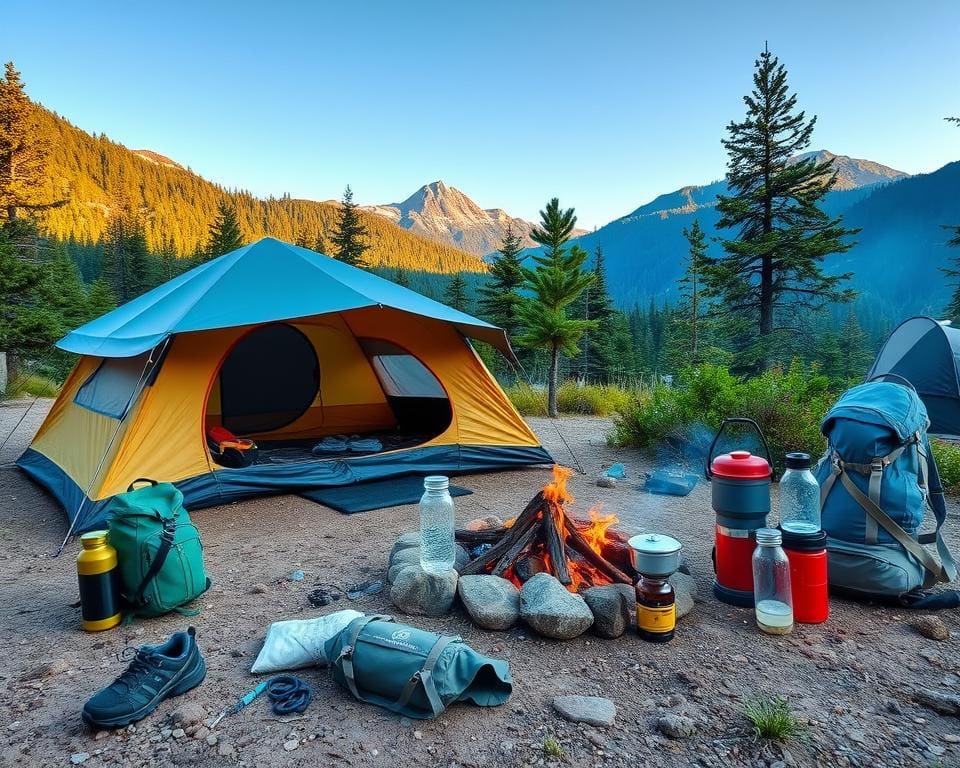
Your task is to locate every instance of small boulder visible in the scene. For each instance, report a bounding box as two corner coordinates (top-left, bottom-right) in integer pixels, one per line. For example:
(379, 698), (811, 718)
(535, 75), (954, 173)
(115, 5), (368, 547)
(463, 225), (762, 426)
(552, 695), (616, 727)
(913, 615), (950, 642)
(170, 701), (207, 728)
(520, 573), (593, 640)
(458, 575), (520, 630)
(388, 562), (412, 584)
(390, 546), (423, 569)
(583, 584), (635, 638)
(669, 571), (698, 619)
(596, 475), (617, 489)
(389, 532), (421, 562)
(390, 565), (458, 617)
(657, 712), (696, 739)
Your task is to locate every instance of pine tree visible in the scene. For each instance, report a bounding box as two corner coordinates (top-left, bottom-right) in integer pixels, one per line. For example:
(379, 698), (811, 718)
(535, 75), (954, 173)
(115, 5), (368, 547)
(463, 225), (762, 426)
(101, 203), (149, 303)
(205, 199), (244, 260)
(394, 266), (410, 287)
(707, 45), (859, 370)
(671, 220), (711, 363)
(837, 307), (872, 380)
(575, 244), (616, 381)
(444, 273), (469, 312)
(330, 185), (369, 267)
(85, 277), (117, 320)
(0, 62), (66, 221)
(315, 232), (331, 255)
(478, 223), (525, 338)
(517, 199), (596, 417)
(40, 242), (88, 332)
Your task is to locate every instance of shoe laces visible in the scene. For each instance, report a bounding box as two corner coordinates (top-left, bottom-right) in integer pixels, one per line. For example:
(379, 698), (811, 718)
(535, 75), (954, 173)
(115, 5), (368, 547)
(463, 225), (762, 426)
(113, 648), (161, 692)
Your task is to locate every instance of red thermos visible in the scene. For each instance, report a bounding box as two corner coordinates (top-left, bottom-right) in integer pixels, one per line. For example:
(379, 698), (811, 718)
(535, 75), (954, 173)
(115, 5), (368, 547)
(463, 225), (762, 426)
(780, 528), (829, 624)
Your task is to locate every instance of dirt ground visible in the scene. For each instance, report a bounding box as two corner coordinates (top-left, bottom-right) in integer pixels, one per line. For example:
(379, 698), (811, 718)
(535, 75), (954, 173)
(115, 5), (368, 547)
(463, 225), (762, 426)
(1, 400), (959, 768)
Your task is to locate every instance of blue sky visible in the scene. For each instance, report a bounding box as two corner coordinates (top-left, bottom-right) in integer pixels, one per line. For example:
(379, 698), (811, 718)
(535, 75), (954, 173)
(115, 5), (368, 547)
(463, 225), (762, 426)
(3, 1), (958, 228)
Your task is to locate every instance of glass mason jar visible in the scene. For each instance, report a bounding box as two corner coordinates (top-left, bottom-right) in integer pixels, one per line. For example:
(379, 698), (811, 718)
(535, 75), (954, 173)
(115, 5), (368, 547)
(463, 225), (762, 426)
(778, 452), (821, 534)
(752, 527), (794, 635)
(419, 475), (456, 573)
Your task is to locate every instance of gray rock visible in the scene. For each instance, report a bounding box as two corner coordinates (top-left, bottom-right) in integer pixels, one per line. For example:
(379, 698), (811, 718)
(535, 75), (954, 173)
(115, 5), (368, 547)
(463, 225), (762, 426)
(913, 688), (960, 715)
(70, 754), (90, 766)
(552, 695), (617, 727)
(596, 475), (617, 489)
(453, 544), (470, 572)
(657, 712), (697, 739)
(390, 565), (458, 617)
(389, 542), (469, 572)
(583, 584), (635, 638)
(669, 571), (698, 619)
(388, 562), (413, 584)
(520, 573), (594, 640)
(170, 701), (206, 728)
(458, 575), (520, 630)
(389, 532), (421, 562)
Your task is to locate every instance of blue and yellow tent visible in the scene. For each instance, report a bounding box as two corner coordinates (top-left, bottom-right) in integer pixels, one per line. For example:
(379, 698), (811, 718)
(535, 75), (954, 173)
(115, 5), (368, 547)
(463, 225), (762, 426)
(18, 238), (551, 533)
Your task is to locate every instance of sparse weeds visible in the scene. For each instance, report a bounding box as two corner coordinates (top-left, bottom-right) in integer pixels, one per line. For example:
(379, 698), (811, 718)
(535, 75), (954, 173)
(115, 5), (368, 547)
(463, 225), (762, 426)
(743, 696), (802, 741)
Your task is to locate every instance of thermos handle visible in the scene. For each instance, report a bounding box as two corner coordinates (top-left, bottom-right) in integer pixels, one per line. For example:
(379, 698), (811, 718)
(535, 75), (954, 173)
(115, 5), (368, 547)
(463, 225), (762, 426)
(704, 417), (774, 480)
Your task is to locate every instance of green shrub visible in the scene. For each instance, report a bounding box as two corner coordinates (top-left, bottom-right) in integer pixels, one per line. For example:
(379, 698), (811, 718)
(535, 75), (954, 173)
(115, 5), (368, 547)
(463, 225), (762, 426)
(504, 381), (638, 417)
(612, 362), (834, 471)
(743, 697), (802, 741)
(932, 440), (960, 493)
(5, 374), (60, 399)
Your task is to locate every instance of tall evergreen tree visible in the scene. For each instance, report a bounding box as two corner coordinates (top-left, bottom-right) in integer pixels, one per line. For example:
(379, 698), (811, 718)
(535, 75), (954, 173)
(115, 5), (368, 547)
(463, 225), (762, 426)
(393, 266), (410, 288)
(330, 185), (369, 267)
(672, 220), (710, 363)
(517, 199), (595, 417)
(478, 223), (525, 338)
(0, 62), (66, 221)
(575, 244), (616, 381)
(315, 232), (331, 255)
(707, 46), (858, 370)
(444, 273), (469, 312)
(101, 203), (149, 303)
(85, 277), (117, 320)
(205, 199), (244, 260)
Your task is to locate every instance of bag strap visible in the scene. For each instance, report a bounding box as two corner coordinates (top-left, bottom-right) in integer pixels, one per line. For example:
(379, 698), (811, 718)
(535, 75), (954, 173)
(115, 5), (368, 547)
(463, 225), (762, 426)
(839, 470), (949, 588)
(337, 614), (393, 704)
(916, 438), (958, 582)
(394, 634), (458, 718)
(132, 516), (177, 606)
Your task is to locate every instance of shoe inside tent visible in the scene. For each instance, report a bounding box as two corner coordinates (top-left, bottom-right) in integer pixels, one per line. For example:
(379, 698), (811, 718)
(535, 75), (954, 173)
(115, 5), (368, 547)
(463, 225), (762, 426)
(17, 238), (552, 534)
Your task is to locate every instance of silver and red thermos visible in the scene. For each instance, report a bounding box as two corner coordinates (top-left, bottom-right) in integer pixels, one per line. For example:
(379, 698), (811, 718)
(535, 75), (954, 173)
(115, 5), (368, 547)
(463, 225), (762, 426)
(706, 418), (773, 607)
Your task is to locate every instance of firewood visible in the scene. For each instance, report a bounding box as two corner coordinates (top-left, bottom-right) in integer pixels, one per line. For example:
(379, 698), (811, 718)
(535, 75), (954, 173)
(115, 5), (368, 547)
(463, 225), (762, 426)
(491, 524), (539, 578)
(513, 553), (547, 583)
(541, 503), (571, 585)
(564, 522), (634, 585)
(455, 527), (508, 544)
(459, 496), (544, 575)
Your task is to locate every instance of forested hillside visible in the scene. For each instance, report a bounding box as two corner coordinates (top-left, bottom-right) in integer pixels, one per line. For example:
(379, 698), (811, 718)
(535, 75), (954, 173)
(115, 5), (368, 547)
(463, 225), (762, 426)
(33, 107), (486, 274)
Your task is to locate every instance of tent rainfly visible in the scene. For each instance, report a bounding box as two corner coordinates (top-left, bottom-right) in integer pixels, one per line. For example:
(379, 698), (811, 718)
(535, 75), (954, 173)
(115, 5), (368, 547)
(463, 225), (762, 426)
(867, 315), (960, 440)
(18, 238), (552, 534)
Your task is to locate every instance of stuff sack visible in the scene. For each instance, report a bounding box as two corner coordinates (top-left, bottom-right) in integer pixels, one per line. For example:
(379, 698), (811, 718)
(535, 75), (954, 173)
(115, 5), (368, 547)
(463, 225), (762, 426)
(105, 479), (211, 617)
(816, 381), (957, 599)
(251, 609), (363, 674)
(325, 614), (511, 719)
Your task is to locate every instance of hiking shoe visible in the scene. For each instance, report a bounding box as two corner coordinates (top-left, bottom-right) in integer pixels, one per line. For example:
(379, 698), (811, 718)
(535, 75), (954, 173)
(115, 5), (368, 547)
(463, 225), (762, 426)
(82, 626), (205, 728)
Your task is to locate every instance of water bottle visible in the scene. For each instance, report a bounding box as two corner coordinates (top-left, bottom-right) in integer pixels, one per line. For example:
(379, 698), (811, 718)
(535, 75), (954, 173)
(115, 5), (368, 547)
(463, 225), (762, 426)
(778, 452), (821, 534)
(752, 528), (794, 635)
(419, 475), (456, 573)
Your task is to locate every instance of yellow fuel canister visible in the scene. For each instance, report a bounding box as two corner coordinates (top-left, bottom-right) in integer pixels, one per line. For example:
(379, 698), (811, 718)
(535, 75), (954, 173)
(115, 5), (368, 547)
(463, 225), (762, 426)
(76, 531), (122, 631)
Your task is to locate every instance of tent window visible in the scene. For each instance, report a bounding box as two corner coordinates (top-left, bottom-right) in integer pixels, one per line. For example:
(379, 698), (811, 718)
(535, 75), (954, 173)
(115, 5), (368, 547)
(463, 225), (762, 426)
(74, 352), (153, 419)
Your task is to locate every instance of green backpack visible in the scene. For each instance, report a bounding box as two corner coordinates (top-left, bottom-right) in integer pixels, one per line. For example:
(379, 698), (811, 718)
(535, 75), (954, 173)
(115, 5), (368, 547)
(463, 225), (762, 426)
(105, 479), (211, 618)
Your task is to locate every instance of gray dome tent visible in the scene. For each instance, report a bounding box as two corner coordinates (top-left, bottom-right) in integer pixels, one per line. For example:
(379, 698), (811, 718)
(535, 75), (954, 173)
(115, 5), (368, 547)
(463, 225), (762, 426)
(867, 316), (960, 440)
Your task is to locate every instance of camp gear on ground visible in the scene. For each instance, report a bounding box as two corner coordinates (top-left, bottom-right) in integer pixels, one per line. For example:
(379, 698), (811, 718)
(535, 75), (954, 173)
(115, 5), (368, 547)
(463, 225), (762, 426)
(604, 463), (627, 479)
(867, 316), (960, 440)
(250, 609), (363, 674)
(105, 480), (211, 617)
(644, 468), (698, 496)
(17, 238), (552, 536)
(628, 533), (682, 578)
(780, 528), (829, 624)
(299, 476), (472, 515)
(779, 453), (821, 534)
(635, 574), (676, 643)
(420, 476), (456, 574)
(81, 627), (205, 729)
(707, 418), (773, 607)
(816, 381), (958, 600)
(211, 675), (313, 729)
(325, 614), (512, 720)
(752, 528), (794, 635)
(76, 530), (121, 631)
(206, 425), (257, 468)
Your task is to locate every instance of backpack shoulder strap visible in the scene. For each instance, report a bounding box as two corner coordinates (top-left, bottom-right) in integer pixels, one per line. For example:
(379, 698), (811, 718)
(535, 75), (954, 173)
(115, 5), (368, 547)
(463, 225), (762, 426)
(131, 515), (177, 606)
(915, 438), (958, 582)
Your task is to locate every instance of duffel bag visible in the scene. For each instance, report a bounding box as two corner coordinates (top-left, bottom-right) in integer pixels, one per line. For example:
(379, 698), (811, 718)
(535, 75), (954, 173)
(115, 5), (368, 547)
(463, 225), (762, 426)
(325, 614), (511, 719)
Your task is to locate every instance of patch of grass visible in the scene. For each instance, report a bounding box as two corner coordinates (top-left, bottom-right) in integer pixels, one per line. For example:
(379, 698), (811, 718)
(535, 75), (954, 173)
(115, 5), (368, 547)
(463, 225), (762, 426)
(504, 380), (639, 417)
(743, 697), (802, 742)
(542, 736), (567, 759)
(5, 373), (60, 399)
(931, 439), (960, 493)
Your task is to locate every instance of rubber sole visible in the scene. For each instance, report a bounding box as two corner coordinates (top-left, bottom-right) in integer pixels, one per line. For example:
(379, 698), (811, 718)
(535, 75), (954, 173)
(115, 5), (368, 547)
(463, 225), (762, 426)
(81, 656), (206, 729)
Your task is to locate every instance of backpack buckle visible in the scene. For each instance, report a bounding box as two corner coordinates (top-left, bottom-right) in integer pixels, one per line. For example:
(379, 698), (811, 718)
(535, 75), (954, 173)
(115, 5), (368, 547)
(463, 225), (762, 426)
(871, 459), (885, 474)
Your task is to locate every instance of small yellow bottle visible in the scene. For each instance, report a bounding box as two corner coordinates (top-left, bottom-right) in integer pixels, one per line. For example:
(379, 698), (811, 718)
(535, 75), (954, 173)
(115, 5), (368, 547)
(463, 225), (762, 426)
(76, 531), (122, 631)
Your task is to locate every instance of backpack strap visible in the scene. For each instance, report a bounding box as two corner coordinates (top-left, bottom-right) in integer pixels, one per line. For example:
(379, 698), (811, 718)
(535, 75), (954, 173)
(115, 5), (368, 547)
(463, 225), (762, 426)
(915, 438), (958, 582)
(131, 515), (177, 606)
(394, 634), (458, 718)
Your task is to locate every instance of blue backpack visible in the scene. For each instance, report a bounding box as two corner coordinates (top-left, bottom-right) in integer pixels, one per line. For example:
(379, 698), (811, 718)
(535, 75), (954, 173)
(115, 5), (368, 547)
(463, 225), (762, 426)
(816, 381), (957, 601)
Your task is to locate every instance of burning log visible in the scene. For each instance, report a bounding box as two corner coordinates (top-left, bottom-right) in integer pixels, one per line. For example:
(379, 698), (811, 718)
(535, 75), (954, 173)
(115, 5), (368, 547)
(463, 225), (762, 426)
(456, 466), (635, 592)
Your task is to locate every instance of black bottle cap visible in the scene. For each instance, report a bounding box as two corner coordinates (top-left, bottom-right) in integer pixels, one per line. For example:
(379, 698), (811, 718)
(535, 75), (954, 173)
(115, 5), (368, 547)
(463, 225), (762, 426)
(785, 452), (812, 470)
(778, 526), (827, 551)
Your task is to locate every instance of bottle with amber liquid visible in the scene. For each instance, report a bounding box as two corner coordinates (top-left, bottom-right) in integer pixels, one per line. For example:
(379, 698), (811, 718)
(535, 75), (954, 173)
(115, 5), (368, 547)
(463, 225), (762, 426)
(635, 574), (676, 642)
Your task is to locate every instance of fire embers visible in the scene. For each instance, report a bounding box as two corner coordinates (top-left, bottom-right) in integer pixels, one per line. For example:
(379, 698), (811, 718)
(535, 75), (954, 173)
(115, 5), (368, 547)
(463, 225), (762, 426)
(457, 466), (636, 592)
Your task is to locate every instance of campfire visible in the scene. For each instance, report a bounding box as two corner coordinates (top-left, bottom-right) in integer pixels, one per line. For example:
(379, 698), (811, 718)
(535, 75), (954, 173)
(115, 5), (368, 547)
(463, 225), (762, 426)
(457, 466), (636, 592)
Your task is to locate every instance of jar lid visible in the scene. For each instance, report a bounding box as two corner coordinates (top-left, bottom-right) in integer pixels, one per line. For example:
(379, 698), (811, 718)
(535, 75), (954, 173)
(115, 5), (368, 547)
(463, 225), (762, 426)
(785, 452), (812, 470)
(627, 532), (682, 555)
(80, 530), (109, 548)
(711, 450), (771, 479)
(779, 527), (827, 551)
(755, 527), (782, 546)
(423, 475), (449, 490)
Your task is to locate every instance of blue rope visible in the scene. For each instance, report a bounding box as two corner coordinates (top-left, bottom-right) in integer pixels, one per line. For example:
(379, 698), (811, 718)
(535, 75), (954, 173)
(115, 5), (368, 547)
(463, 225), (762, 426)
(266, 675), (313, 715)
